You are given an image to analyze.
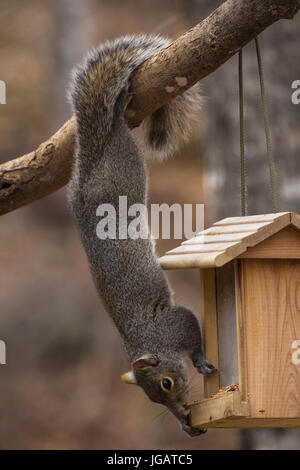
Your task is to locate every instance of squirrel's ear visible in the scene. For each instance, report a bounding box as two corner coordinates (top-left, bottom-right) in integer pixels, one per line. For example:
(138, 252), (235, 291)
(121, 370), (137, 385)
(131, 354), (160, 372)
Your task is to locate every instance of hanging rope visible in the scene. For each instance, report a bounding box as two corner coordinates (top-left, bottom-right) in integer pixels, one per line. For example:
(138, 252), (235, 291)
(238, 37), (279, 216)
(238, 49), (247, 216)
(255, 36), (279, 213)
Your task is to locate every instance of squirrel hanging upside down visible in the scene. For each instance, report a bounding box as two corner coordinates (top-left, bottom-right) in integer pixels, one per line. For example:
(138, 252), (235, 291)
(67, 34), (216, 437)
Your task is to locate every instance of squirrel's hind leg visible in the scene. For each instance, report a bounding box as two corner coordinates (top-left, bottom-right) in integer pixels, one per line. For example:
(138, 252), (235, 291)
(113, 83), (133, 121)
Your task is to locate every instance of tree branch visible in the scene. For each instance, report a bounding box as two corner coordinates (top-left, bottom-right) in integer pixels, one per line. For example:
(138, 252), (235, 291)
(0, 0), (299, 215)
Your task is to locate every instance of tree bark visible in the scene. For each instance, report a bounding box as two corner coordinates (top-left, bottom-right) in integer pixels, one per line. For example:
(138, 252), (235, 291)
(0, 0), (299, 215)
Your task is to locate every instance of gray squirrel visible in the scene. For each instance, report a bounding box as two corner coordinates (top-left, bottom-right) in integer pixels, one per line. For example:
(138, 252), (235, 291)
(68, 34), (216, 437)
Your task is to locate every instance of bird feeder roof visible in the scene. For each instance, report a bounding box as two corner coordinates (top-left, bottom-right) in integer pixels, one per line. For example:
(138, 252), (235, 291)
(159, 212), (300, 269)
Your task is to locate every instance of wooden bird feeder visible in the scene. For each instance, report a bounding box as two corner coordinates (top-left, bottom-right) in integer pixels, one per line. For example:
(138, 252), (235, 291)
(159, 212), (300, 429)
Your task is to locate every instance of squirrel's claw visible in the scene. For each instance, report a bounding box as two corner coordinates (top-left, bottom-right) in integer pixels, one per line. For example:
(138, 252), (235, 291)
(178, 408), (207, 437)
(196, 359), (217, 375)
(182, 423), (207, 437)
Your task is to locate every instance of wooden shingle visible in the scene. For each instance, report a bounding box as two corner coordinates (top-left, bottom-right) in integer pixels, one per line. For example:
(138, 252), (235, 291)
(159, 212), (299, 269)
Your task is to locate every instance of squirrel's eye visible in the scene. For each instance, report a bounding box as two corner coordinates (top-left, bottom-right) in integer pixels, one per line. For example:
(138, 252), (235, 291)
(161, 377), (174, 391)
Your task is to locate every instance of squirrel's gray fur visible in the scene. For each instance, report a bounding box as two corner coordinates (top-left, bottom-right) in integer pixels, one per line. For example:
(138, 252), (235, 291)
(68, 34), (215, 437)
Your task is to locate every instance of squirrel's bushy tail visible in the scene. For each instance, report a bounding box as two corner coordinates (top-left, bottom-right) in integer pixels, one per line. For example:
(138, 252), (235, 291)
(142, 85), (202, 160)
(69, 34), (202, 159)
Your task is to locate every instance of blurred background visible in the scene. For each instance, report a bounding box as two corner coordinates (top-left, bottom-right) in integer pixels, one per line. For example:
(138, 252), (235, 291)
(0, 0), (300, 450)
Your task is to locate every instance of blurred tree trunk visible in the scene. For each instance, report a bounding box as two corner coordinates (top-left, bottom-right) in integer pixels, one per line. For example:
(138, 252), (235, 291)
(51, 0), (92, 125)
(181, 0), (300, 450)
(33, 0), (94, 225)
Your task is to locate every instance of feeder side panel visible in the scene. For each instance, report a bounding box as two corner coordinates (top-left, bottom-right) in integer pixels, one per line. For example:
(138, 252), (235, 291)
(235, 258), (300, 419)
(200, 268), (220, 397)
(216, 261), (238, 388)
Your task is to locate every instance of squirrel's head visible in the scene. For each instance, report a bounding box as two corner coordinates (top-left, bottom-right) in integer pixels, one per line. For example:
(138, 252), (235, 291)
(121, 353), (203, 436)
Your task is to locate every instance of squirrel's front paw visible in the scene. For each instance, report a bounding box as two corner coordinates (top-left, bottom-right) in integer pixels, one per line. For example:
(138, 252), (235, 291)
(182, 423), (207, 437)
(196, 359), (216, 375)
